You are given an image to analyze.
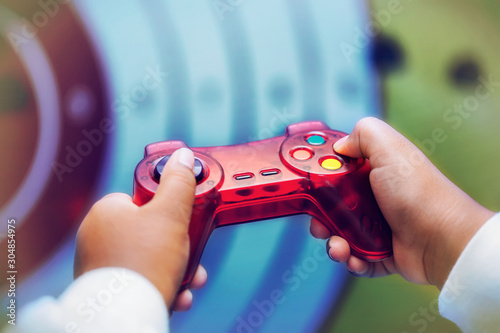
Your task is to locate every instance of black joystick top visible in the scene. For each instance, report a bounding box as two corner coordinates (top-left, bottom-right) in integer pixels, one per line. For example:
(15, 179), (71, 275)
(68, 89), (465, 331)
(193, 158), (205, 183)
(154, 155), (205, 184)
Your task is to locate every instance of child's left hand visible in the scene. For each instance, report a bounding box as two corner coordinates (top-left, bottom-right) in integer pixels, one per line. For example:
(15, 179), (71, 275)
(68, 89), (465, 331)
(74, 148), (207, 312)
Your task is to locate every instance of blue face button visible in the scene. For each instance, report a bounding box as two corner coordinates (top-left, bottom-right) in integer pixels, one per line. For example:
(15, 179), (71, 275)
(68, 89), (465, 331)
(306, 135), (326, 146)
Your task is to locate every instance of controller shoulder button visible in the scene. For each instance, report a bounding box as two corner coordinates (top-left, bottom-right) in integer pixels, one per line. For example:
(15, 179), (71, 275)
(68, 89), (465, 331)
(285, 121), (329, 136)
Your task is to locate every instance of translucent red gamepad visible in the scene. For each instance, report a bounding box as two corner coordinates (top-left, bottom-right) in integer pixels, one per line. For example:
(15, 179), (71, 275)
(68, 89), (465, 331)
(133, 121), (392, 290)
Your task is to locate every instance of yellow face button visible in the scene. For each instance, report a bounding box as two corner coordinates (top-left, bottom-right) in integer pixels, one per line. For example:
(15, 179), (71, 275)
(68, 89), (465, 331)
(321, 158), (342, 171)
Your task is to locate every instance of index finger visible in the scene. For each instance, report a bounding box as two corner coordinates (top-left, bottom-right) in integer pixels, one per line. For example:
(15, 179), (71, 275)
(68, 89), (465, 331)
(333, 117), (421, 170)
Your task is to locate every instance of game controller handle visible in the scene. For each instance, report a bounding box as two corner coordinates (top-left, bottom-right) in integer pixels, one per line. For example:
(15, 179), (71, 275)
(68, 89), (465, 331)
(133, 121), (392, 291)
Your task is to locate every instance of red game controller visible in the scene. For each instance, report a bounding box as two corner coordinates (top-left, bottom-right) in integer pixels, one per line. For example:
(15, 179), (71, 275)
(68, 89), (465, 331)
(134, 121), (392, 290)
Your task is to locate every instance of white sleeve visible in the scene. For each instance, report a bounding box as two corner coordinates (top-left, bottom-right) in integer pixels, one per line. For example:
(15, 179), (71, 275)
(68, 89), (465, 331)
(6, 268), (169, 333)
(439, 212), (500, 332)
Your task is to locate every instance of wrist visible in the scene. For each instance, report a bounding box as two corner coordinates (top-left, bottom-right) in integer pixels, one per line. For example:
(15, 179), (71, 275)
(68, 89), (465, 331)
(141, 269), (180, 309)
(424, 196), (494, 289)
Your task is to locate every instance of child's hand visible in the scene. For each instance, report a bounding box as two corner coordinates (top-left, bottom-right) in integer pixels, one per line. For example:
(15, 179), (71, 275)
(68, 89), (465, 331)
(310, 118), (494, 288)
(74, 148), (207, 311)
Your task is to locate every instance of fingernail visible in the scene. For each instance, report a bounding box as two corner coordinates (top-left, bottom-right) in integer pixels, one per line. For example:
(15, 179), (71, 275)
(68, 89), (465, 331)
(176, 148), (195, 169)
(333, 136), (348, 151)
(326, 243), (340, 263)
(348, 265), (369, 277)
(348, 270), (362, 277)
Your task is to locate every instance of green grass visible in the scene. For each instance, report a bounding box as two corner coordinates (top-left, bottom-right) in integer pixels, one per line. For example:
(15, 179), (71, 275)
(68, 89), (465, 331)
(327, 276), (460, 333)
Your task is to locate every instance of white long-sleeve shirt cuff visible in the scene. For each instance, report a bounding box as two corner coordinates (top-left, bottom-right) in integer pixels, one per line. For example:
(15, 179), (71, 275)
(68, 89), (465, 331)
(439, 212), (500, 332)
(8, 267), (169, 333)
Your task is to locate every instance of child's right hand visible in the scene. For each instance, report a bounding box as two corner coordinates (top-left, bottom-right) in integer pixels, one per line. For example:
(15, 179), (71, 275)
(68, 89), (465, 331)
(310, 117), (494, 289)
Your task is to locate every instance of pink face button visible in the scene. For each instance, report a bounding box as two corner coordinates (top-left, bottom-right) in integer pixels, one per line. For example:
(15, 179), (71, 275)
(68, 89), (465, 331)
(291, 147), (314, 161)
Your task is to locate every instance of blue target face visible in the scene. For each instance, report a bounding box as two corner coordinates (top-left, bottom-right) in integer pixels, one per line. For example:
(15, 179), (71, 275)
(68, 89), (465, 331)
(1, 1), (382, 331)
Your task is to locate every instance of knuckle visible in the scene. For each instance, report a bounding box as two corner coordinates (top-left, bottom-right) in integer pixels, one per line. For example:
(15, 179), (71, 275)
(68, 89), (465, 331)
(92, 193), (125, 212)
(101, 192), (121, 200)
(356, 117), (380, 135)
(87, 200), (106, 219)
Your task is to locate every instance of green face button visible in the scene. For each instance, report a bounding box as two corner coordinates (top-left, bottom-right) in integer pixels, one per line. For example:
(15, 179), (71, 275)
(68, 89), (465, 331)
(306, 135), (326, 146)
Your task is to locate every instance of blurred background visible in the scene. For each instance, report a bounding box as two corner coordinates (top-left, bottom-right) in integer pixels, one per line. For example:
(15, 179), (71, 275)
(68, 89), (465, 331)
(1, 0), (499, 332)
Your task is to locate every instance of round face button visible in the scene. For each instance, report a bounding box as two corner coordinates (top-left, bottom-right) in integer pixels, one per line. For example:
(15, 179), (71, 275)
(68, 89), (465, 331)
(291, 148), (313, 161)
(320, 157), (343, 171)
(306, 135), (326, 146)
(154, 155), (206, 183)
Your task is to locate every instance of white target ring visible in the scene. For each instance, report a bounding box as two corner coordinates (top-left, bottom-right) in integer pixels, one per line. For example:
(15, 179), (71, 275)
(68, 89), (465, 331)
(0, 6), (61, 232)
